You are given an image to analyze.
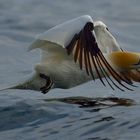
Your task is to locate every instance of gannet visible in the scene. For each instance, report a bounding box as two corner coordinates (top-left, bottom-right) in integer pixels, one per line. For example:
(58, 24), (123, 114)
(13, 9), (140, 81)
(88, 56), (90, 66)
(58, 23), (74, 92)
(5, 15), (140, 93)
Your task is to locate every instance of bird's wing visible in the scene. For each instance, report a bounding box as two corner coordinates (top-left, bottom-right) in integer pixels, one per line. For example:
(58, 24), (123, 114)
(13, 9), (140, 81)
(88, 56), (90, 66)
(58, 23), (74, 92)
(65, 22), (135, 91)
(120, 70), (140, 83)
(29, 15), (93, 62)
(29, 15), (93, 49)
(29, 39), (68, 63)
(29, 15), (134, 91)
(93, 21), (122, 53)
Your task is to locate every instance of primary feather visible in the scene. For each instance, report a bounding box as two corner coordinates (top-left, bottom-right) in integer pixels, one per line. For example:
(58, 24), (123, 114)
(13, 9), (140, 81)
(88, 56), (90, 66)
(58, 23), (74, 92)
(3, 15), (140, 93)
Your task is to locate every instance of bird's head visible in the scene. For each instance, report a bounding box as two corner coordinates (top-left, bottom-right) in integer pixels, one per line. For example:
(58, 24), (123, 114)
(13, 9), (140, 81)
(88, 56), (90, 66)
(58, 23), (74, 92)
(108, 51), (140, 71)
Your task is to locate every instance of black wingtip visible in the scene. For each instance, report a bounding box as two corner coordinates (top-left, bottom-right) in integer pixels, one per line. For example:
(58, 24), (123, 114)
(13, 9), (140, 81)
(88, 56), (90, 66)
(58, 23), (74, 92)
(84, 22), (94, 31)
(66, 21), (136, 92)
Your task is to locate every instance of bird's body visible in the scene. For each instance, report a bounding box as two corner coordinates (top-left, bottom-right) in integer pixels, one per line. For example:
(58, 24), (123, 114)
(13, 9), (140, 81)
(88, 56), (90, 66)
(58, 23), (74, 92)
(5, 15), (140, 93)
(17, 45), (92, 90)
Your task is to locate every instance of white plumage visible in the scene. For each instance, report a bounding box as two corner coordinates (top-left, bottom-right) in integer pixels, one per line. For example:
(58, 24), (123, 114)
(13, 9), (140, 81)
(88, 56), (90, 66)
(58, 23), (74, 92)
(4, 15), (140, 93)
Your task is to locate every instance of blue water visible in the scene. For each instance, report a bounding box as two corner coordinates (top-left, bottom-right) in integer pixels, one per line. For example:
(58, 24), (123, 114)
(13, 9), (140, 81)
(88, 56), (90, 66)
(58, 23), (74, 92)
(0, 0), (140, 140)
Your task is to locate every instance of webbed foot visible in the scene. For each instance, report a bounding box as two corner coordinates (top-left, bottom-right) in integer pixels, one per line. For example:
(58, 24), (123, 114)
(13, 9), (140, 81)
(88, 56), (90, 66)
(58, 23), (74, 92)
(39, 73), (54, 94)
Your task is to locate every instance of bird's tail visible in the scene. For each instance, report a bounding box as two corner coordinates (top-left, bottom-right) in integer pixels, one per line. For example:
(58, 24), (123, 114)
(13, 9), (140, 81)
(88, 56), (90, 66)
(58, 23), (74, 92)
(0, 73), (40, 92)
(0, 80), (34, 92)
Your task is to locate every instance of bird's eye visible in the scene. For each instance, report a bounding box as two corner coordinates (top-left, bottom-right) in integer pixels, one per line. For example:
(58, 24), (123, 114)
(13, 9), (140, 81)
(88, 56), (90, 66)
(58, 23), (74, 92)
(106, 27), (109, 31)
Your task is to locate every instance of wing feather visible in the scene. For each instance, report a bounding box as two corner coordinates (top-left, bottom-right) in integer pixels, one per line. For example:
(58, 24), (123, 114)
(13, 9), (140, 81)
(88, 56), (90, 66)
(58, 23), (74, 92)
(74, 39), (80, 62)
(29, 16), (137, 91)
(121, 70), (140, 83)
(66, 22), (134, 91)
(78, 33), (84, 70)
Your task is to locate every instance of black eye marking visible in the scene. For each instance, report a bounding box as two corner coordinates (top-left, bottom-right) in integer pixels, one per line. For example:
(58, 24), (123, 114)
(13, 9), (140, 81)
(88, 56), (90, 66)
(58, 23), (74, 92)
(106, 27), (109, 31)
(133, 58), (140, 66)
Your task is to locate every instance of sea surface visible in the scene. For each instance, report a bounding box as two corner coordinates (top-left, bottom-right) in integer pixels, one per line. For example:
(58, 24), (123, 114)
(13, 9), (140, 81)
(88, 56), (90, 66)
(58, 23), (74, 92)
(0, 0), (140, 140)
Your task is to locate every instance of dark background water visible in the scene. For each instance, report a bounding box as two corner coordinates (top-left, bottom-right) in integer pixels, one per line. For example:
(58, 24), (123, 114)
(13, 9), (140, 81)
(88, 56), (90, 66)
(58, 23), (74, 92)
(0, 0), (140, 140)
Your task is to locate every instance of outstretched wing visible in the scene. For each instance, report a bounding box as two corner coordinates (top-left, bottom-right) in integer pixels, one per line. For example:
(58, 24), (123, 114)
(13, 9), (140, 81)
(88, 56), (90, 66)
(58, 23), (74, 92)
(29, 15), (134, 91)
(66, 22), (134, 91)
(28, 15), (93, 62)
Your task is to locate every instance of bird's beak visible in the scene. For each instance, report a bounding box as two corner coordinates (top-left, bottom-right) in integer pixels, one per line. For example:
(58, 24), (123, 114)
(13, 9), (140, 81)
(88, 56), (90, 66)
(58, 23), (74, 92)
(108, 51), (140, 70)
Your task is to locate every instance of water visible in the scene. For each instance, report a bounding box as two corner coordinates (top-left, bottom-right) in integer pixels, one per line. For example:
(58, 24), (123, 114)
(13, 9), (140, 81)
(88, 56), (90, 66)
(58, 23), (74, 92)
(0, 0), (140, 139)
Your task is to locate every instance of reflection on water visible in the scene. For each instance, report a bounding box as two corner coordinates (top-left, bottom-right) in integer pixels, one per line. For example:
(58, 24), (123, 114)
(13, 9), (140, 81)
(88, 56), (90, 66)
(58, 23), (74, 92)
(0, 95), (138, 140)
(57, 97), (135, 107)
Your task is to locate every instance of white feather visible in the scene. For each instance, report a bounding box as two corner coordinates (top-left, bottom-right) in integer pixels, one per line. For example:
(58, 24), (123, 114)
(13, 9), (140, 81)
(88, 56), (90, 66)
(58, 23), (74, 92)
(5, 15), (126, 92)
(29, 15), (93, 51)
(27, 16), (122, 90)
(94, 21), (121, 53)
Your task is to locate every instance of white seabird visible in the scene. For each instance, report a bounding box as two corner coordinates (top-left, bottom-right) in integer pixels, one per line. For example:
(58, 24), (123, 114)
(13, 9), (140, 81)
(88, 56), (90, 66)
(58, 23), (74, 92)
(5, 15), (140, 93)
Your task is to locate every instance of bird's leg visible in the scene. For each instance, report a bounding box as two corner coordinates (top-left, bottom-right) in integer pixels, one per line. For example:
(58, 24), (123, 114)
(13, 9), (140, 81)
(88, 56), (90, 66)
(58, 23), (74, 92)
(39, 73), (54, 94)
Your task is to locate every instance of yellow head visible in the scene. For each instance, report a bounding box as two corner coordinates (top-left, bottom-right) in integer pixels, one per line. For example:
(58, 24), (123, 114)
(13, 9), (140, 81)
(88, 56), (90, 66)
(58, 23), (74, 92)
(109, 51), (140, 71)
